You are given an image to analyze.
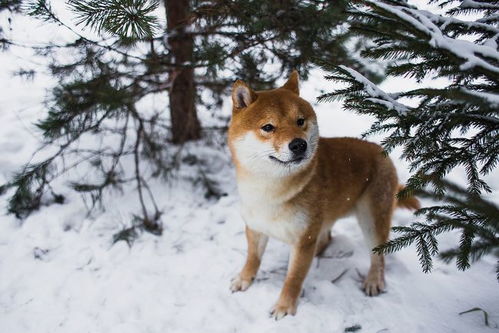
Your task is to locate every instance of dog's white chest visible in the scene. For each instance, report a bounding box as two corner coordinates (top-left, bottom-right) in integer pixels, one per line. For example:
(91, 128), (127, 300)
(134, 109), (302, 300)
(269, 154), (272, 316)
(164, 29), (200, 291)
(238, 183), (308, 244)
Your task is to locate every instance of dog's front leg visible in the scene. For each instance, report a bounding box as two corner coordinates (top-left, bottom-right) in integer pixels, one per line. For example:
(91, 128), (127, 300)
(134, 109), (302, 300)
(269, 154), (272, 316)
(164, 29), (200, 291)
(270, 230), (318, 320)
(231, 226), (268, 292)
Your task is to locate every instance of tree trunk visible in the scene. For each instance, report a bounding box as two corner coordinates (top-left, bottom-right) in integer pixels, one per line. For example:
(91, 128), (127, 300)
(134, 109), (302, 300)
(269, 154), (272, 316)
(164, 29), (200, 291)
(165, 0), (201, 143)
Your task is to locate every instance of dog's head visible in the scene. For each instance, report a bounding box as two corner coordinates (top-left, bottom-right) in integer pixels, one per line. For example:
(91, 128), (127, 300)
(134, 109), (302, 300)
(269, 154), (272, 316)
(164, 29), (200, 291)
(228, 71), (319, 177)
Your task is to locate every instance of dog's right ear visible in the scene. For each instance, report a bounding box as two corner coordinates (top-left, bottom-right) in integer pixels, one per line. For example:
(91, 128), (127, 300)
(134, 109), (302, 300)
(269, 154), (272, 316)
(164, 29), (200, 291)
(232, 80), (256, 109)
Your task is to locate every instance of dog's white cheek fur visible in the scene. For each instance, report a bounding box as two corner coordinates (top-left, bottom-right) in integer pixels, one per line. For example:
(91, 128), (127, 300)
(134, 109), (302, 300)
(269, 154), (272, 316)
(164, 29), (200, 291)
(232, 132), (278, 175)
(305, 120), (320, 159)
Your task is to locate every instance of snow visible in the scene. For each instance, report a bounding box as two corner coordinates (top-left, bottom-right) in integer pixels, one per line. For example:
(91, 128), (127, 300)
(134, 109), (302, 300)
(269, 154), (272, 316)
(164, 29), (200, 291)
(365, 0), (499, 75)
(1, 65), (497, 332)
(338, 65), (411, 114)
(1, 3), (499, 333)
(460, 0), (499, 11)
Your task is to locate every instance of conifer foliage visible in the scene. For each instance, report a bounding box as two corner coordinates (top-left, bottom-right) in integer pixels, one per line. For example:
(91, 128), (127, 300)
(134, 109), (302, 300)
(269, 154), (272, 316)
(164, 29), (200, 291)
(319, 0), (499, 277)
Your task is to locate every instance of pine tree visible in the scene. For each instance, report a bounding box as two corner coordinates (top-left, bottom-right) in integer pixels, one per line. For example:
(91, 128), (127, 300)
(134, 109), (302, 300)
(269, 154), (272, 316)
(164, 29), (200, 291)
(1, 1), (382, 234)
(319, 0), (499, 277)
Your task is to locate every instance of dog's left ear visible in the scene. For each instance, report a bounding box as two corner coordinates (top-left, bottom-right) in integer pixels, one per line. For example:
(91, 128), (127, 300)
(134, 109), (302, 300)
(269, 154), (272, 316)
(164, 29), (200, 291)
(281, 70), (299, 95)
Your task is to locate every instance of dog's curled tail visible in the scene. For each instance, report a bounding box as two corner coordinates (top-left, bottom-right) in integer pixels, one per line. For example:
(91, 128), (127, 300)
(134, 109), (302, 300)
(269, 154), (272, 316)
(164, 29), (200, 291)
(396, 185), (421, 210)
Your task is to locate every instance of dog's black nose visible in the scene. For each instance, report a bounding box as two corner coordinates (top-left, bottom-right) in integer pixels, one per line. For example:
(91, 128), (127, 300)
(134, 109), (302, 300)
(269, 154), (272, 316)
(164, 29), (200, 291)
(289, 138), (307, 156)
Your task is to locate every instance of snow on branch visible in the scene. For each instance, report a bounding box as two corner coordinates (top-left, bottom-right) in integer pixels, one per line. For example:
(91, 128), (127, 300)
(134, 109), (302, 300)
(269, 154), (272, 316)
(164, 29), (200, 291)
(459, 0), (499, 11)
(366, 0), (499, 76)
(338, 65), (411, 114)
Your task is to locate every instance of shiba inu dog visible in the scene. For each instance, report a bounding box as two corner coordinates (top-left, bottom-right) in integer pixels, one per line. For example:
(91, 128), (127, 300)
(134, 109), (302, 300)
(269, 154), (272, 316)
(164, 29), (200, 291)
(228, 71), (420, 320)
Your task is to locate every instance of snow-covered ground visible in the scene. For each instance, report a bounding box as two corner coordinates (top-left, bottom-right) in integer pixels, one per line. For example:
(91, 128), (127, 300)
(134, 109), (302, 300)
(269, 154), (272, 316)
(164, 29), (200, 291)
(1, 6), (498, 333)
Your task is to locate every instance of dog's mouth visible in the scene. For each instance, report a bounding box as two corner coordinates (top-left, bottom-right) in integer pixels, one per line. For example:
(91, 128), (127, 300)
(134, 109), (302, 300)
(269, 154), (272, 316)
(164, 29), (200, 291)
(269, 155), (305, 165)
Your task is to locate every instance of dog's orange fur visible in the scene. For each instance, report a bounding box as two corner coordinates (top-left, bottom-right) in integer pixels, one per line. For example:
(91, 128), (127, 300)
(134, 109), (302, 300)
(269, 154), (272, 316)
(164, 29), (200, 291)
(228, 71), (420, 320)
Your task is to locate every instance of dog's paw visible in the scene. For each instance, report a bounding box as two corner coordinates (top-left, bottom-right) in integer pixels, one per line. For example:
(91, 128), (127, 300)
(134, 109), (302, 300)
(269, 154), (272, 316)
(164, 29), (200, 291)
(362, 272), (385, 296)
(269, 299), (297, 320)
(230, 274), (252, 292)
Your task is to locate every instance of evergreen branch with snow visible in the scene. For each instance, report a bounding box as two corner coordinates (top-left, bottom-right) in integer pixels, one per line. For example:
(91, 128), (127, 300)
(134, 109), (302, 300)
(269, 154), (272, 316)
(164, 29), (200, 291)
(321, 0), (499, 277)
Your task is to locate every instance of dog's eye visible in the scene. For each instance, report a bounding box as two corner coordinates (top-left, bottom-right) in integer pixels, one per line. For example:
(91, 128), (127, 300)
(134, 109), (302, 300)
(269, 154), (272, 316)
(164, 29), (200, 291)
(261, 124), (275, 132)
(297, 118), (305, 126)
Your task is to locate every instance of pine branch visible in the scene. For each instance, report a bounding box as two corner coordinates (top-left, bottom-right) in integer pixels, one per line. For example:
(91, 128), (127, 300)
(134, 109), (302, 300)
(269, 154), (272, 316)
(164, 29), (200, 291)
(68, 0), (160, 39)
(24, 0), (59, 24)
(322, 0), (499, 278)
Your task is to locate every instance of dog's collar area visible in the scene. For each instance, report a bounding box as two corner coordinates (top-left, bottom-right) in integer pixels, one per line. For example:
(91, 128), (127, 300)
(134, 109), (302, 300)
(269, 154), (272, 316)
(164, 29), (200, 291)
(269, 155), (304, 165)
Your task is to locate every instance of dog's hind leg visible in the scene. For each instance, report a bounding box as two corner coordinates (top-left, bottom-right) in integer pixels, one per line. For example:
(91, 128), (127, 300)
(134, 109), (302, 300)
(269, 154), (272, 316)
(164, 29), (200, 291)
(230, 226), (268, 292)
(356, 158), (398, 296)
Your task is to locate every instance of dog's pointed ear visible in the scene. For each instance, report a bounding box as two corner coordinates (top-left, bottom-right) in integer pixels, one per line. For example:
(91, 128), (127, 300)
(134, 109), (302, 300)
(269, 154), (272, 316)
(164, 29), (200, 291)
(232, 80), (257, 109)
(281, 70), (299, 95)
